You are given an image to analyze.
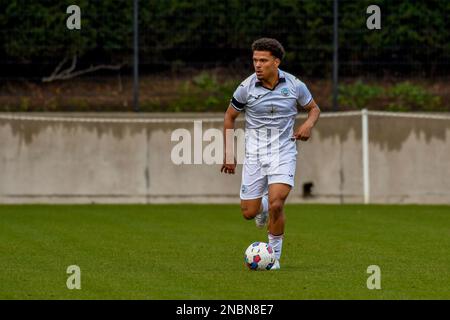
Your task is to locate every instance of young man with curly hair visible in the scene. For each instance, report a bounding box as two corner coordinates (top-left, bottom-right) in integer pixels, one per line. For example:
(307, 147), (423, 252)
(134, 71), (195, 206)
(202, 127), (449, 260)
(221, 38), (321, 270)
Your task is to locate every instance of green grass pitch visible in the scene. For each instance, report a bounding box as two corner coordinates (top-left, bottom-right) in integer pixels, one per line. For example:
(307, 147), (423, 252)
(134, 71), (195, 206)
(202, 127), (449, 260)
(0, 204), (449, 299)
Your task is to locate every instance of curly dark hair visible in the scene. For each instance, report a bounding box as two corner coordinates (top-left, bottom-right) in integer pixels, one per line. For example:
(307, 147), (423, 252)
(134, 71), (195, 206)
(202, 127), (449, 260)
(251, 38), (285, 60)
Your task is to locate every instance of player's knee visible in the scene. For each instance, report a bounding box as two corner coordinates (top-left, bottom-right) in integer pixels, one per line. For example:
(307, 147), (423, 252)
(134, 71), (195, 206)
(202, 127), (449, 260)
(269, 199), (284, 216)
(241, 206), (256, 220)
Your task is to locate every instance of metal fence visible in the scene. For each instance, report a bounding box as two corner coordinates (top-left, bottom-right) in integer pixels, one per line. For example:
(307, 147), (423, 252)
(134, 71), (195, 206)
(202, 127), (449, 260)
(1, 1), (449, 112)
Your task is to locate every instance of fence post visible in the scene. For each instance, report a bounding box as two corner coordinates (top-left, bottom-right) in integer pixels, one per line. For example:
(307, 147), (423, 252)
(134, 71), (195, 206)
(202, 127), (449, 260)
(362, 109), (370, 204)
(133, 0), (139, 112)
(332, 0), (339, 111)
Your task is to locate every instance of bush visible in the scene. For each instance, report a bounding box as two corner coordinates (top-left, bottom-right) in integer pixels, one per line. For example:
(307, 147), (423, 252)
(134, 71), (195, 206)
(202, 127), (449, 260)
(2, 1), (449, 78)
(386, 82), (443, 112)
(338, 80), (384, 109)
(338, 80), (443, 111)
(168, 72), (239, 112)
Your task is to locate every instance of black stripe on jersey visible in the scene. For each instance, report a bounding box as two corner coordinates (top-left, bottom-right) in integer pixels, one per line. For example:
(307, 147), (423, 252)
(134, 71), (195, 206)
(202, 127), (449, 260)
(300, 96), (313, 107)
(231, 97), (246, 111)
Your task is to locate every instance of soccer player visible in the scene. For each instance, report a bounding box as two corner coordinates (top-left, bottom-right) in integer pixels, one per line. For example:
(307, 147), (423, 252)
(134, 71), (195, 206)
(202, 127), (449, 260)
(220, 38), (320, 270)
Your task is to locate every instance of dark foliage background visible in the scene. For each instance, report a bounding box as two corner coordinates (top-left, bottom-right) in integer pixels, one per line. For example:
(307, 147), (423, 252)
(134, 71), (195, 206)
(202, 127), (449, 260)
(1, 0), (449, 79)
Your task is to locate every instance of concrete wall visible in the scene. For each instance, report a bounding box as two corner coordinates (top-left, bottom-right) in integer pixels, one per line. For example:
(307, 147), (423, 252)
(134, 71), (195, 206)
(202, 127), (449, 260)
(0, 112), (449, 204)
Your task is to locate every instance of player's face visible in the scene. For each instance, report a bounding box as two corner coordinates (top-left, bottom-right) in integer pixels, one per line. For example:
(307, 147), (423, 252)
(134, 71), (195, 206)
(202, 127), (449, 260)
(253, 51), (280, 81)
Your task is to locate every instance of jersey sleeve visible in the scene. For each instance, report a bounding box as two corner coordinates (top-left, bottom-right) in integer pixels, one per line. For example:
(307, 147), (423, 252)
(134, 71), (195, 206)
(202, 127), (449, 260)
(230, 83), (248, 112)
(295, 79), (313, 108)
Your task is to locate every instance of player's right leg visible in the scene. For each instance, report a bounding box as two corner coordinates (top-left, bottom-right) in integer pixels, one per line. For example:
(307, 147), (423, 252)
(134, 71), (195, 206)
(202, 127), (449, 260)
(240, 161), (269, 226)
(240, 196), (269, 227)
(240, 198), (262, 220)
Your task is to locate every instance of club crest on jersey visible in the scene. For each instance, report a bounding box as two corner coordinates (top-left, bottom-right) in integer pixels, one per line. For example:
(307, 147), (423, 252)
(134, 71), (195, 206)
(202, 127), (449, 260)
(281, 88), (289, 96)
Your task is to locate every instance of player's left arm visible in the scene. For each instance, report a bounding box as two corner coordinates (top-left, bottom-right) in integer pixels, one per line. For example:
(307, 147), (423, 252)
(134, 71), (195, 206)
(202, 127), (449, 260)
(293, 99), (321, 141)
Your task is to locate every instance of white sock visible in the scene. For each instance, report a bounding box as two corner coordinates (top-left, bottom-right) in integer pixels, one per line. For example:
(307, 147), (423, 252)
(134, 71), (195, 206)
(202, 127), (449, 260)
(260, 195), (268, 214)
(268, 233), (283, 261)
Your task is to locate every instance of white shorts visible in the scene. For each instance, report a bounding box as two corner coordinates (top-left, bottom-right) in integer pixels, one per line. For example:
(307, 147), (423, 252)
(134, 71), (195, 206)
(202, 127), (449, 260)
(240, 158), (296, 200)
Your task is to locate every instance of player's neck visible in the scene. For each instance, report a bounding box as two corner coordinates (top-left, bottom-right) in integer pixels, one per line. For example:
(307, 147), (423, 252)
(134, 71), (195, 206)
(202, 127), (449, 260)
(260, 71), (279, 90)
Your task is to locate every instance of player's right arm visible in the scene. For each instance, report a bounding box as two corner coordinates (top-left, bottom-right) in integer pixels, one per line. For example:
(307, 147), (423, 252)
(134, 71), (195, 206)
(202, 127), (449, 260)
(221, 105), (240, 174)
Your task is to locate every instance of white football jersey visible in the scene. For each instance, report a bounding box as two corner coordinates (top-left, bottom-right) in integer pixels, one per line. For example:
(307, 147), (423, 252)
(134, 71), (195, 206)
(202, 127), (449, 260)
(231, 69), (313, 163)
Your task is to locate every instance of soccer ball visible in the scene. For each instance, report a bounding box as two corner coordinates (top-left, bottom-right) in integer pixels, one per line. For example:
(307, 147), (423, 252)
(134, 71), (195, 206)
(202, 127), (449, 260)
(244, 242), (276, 271)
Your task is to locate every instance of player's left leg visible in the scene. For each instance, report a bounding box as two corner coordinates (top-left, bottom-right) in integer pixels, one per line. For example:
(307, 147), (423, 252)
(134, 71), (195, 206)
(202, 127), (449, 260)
(267, 182), (291, 269)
